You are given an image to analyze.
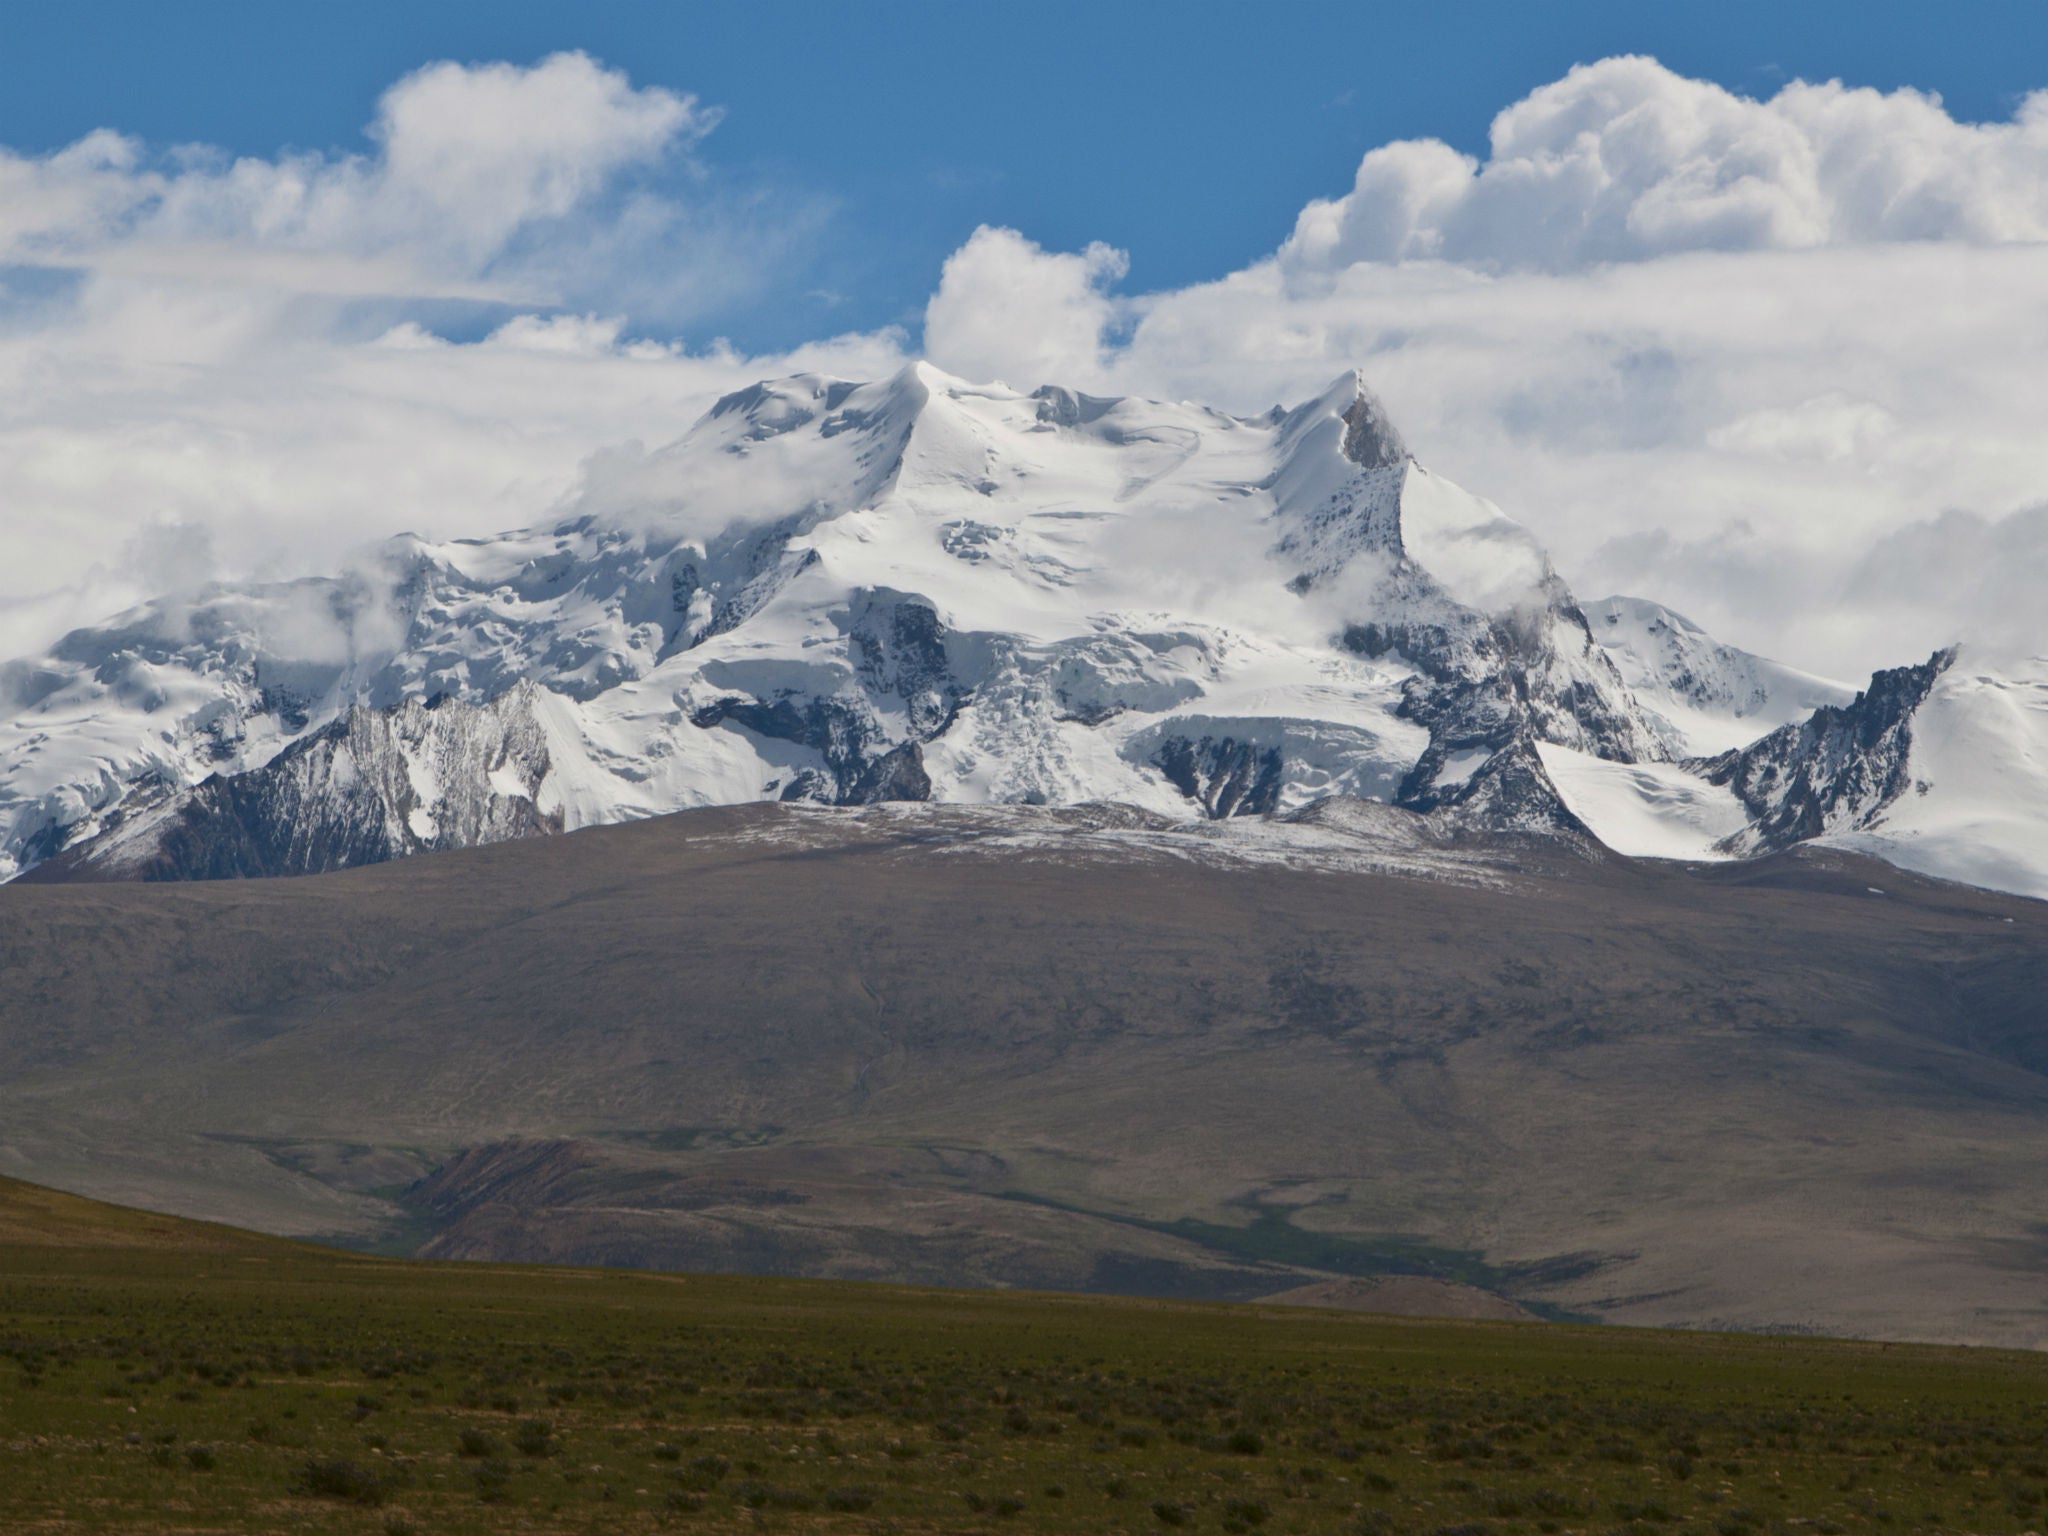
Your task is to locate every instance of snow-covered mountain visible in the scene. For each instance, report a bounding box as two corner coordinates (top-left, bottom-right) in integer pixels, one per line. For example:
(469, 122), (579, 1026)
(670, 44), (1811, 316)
(2, 363), (2042, 900)
(1704, 650), (2048, 899)
(1582, 594), (1856, 758)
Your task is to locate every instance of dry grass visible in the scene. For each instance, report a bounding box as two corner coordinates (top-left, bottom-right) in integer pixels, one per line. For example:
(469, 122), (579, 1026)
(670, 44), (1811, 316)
(7, 1184), (2048, 1535)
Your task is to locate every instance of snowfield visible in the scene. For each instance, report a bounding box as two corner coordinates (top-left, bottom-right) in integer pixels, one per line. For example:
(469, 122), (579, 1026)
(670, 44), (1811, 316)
(0, 363), (2038, 901)
(1823, 657), (2048, 901)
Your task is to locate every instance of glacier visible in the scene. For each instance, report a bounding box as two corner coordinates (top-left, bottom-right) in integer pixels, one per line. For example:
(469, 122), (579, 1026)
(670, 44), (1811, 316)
(1, 362), (2040, 901)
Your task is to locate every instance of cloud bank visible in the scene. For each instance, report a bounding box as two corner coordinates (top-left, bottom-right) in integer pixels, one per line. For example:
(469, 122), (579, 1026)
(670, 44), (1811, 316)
(1, 51), (717, 301)
(1278, 55), (2048, 275)
(0, 53), (896, 658)
(2, 52), (2044, 682)
(922, 57), (2048, 676)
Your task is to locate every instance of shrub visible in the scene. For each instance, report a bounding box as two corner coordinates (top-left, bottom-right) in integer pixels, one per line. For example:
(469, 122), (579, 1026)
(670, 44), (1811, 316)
(1152, 1499), (1189, 1526)
(1613, 1499), (1676, 1523)
(672, 1453), (729, 1491)
(473, 1459), (512, 1503)
(734, 1483), (814, 1511)
(457, 1428), (498, 1458)
(291, 1458), (390, 1507)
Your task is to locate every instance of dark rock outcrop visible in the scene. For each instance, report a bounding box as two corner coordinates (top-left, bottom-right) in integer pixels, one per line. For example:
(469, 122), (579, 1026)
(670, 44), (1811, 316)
(25, 688), (559, 881)
(1151, 735), (1285, 819)
(1703, 648), (1954, 851)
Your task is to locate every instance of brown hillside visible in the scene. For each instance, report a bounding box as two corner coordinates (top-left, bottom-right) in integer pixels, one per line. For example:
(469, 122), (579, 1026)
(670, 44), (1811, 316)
(2, 801), (2045, 1342)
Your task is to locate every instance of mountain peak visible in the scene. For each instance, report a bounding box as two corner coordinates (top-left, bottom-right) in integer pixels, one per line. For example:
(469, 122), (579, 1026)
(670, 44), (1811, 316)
(1582, 594), (1857, 758)
(1337, 374), (1409, 469)
(1272, 370), (1411, 471)
(3, 366), (2028, 904)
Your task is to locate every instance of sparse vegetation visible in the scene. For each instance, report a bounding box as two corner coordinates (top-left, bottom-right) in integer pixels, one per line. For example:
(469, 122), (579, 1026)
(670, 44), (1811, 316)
(7, 1195), (2048, 1534)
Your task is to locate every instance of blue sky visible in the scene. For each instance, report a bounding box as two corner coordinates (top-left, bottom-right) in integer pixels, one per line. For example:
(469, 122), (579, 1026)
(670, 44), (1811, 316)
(7, 0), (2047, 347)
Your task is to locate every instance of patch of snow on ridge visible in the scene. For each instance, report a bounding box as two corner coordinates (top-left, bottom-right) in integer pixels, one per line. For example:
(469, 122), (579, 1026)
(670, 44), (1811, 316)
(1396, 467), (1555, 622)
(795, 799), (1523, 890)
(1536, 742), (1749, 861)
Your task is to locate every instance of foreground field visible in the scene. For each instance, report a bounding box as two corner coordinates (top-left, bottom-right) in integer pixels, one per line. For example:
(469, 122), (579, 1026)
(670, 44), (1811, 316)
(5, 1180), (2048, 1534)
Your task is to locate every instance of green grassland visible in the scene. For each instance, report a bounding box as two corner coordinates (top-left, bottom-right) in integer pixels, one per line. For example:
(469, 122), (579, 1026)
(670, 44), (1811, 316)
(5, 1178), (2048, 1535)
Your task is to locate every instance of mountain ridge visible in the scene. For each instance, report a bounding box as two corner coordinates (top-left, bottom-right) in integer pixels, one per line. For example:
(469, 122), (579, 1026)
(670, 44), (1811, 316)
(2, 364), (2039, 897)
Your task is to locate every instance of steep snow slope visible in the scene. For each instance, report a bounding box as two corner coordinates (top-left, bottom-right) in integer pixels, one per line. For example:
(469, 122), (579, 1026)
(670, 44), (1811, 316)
(1706, 649), (2048, 900)
(1539, 598), (1857, 860)
(1542, 642), (2048, 894)
(1832, 655), (2048, 899)
(1583, 595), (1855, 757)
(1532, 744), (1751, 861)
(2, 365), (1659, 880)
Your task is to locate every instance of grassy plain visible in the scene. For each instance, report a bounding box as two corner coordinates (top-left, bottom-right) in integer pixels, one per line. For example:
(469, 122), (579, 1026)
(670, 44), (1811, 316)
(5, 1179), (2048, 1534)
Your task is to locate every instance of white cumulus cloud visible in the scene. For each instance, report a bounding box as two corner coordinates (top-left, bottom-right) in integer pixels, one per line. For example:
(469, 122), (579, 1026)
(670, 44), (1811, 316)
(1, 51), (717, 301)
(1278, 55), (2048, 277)
(909, 59), (2048, 679)
(0, 53), (902, 661)
(923, 225), (1129, 389)
(3, 53), (2046, 687)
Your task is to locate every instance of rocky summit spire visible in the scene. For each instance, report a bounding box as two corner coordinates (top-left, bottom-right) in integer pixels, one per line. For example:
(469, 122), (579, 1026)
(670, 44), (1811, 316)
(1339, 374), (1408, 469)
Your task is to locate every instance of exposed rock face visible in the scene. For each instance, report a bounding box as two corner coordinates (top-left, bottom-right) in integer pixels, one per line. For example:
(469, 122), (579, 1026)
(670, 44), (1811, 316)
(1340, 607), (1646, 816)
(28, 686), (561, 880)
(1151, 735), (1285, 819)
(1433, 740), (1596, 838)
(1704, 649), (1955, 853)
(1339, 384), (1409, 470)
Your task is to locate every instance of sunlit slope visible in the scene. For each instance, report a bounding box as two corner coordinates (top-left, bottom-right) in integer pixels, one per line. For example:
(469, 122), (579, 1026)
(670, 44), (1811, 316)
(0, 1172), (284, 1252)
